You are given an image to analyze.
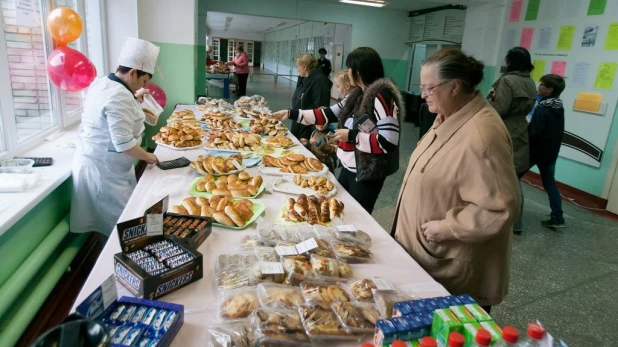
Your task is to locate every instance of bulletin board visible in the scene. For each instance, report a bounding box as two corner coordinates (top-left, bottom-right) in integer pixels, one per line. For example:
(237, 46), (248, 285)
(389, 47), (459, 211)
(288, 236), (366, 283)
(501, 0), (618, 168)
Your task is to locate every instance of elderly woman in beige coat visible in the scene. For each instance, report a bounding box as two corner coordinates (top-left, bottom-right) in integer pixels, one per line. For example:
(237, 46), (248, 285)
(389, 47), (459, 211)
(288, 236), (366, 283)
(392, 48), (521, 310)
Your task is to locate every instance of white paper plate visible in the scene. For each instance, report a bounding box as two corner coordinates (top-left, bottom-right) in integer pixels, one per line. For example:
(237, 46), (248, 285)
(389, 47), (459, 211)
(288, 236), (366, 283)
(271, 177), (337, 198)
(258, 162), (329, 177)
(156, 140), (203, 151)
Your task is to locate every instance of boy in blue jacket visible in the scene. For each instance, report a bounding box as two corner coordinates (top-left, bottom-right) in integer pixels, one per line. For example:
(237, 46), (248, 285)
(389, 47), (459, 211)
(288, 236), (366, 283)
(527, 74), (566, 229)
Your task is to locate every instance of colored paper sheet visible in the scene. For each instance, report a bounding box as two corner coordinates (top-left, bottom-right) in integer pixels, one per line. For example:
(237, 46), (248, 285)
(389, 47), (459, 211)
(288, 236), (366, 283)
(605, 23), (618, 50)
(587, 0), (607, 15)
(510, 0), (523, 22)
(572, 61), (592, 88)
(574, 92), (603, 113)
(520, 28), (535, 49)
(525, 0), (541, 20)
(506, 28), (518, 49)
(538, 27), (552, 49)
(550, 61), (567, 76)
(594, 62), (617, 90)
(556, 25), (576, 50)
(531, 60), (547, 82)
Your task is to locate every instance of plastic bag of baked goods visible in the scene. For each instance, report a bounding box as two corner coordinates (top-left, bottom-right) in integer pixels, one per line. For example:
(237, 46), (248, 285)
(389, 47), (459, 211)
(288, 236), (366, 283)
(217, 286), (261, 322)
(256, 218), (284, 245)
(207, 323), (254, 347)
(298, 304), (357, 342)
(312, 224), (337, 240)
(256, 283), (304, 309)
(330, 240), (373, 263)
(345, 278), (378, 302)
(373, 290), (415, 318)
(237, 235), (267, 250)
(309, 254), (353, 280)
(331, 301), (380, 334)
(334, 229), (372, 247)
(300, 280), (353, 309)
(215, 252), (259, 290)
(247, 248), (286, 285)
(250, 307), (312, 346)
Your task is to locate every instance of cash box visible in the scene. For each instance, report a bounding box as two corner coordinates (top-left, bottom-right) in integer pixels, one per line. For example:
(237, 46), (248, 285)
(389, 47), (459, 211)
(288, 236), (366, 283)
(75, 275), (184, 347)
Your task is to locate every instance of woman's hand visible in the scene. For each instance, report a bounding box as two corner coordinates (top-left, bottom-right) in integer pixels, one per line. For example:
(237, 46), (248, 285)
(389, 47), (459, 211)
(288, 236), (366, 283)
(300, 138), (308, 145)
(421, 220), (454, 244)
(273, 110), (290, 121)
(135, 88), (150, 103)
(332, 129), (350, 142)
(146, 153), (159, 165)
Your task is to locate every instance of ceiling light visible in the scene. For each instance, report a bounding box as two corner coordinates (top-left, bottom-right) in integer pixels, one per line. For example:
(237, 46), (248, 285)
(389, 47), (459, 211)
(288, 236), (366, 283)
(339, 0), (385, 7)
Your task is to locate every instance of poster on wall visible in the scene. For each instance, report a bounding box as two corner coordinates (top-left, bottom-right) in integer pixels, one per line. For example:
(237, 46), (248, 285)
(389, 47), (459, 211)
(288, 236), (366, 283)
(408, 8), (466, 43)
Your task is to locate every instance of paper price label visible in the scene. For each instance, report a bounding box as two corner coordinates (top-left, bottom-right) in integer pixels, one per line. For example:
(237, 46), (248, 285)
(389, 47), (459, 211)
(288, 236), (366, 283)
(101, 275), (118, 310)
(231, 159), (243, 170)
(146, 214), (164, 236)
(372, 277), (395, 291)
(296, 237), (318, 253)
(336, 225), (356, 232)
(261, 262), (285, 274)
(275, 246), (298, 256)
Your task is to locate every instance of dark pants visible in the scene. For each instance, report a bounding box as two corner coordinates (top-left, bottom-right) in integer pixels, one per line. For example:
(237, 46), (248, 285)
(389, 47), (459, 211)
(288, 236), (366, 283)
(482, 305), (492, 314)
(290, 120), (314, 141)
(236, 73), (248, 97)
(535, 160), (564, 222)
(337, 167), (385, 214)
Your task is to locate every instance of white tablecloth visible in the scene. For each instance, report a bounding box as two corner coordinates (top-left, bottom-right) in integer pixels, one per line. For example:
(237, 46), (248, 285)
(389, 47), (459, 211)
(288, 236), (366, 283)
(72, 105), (448, 346)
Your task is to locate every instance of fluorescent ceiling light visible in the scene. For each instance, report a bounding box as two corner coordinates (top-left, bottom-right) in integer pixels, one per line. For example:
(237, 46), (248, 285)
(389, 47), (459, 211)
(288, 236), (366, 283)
(339, 0), (386, 7)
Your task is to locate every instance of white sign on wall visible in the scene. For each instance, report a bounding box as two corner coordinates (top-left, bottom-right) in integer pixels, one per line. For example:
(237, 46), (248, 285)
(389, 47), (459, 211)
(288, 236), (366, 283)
(408, 9), (466, 44)
(15, 0), (37, 27)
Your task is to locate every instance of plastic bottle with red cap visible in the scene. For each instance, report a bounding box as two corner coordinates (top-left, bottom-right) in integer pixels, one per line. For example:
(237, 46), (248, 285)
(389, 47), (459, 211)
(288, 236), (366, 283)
(448, 332), (465, 347)
(518, 323), (546, 347)
(494, 326), (520, 347)
(420, 336), (438, 347)
(472, 328), (492, 347)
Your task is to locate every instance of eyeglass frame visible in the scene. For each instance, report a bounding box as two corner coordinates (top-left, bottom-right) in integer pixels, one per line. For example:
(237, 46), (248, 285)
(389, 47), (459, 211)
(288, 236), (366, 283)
(419, 81), (447, 95)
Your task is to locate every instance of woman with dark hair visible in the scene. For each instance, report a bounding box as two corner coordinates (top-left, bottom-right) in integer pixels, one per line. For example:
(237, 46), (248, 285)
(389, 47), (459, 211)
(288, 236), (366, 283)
(392, 48), (520, 311)
(228, 46), (249, 96)
(489, 46), (537, 234)
(274, 47), (403, 213)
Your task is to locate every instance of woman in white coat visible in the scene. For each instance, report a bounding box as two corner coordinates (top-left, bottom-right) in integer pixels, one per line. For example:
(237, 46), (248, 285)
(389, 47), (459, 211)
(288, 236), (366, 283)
(71, 38), (160, 243)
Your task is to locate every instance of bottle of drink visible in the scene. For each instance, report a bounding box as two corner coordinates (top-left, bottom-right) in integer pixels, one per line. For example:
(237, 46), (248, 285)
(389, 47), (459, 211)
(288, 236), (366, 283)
(420, 336), (438, 347)
(494, 326), (520, 347)
(518, 323), (546, 347)
(448, 332), (465, 347)
(390, 341), (406, 347)
(473, 328), (492, 347)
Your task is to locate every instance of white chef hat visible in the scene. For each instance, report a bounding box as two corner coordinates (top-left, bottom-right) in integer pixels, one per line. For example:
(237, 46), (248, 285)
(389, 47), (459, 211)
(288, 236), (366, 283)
(117, 37), (160, 75)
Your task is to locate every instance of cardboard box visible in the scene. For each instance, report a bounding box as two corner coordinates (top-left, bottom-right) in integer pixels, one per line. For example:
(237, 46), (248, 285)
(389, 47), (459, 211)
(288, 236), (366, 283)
(146, 196), (212, 249)
(461, 322), (481, 346)
(457, 294), (476, 305)
(449, 305), (477, 324)
(409, 299), (427, 313)
(479, 320), (502, 344)
(413, 310), (434, 336)
(392, 317), (414, 341)
(421, 298), (440, 312)
(393, 301), (415, 317)
(403, 314), (427, 339)
(464, 304), (492, 322)
(75, 275), (184, 347)
(431, 308), (462, 347)
(374, 319), (398, 346)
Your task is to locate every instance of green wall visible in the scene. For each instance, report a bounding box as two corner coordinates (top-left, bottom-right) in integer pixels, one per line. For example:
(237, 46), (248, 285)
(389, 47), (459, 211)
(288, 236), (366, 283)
(478, 65), (496, 98)
(382, 58), (408, 90)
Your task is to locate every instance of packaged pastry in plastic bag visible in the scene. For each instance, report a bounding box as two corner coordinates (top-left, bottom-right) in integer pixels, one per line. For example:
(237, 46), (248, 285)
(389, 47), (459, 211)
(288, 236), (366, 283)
(346, 278), (378, 302)
(207, 323), (254, 347)
(312, 224), (337, 240)
(254, 247), (279, 262)
(298, 305), (356, 341)
(256, 218), (284, 245)
(373, 290), (415, 318)
(217, 252), (259, 271)
(238, 235), (266, 250)
(330, 240), (372, 263)
(248, 262), (286, 285)
(334, 229), (372, 247)
(309, 254), (353, 279)
(217, 286), (261, 322)
(282, 257), (313, 278)
(331, 301), (380, 333)
(300, 280), (352, 309)
(250, 307), (311, 345)
(216, 268), (250, 290)
(257, 283), (304, 309)
(309, 238), (335, 258)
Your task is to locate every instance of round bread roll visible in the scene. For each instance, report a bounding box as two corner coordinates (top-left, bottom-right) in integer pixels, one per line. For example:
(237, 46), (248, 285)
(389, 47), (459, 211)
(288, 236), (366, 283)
(202, 174), (215, 183)
(205, 182), (216, 193)
(182, 199), (200, 216)
(247, 185), (258, 196)
(201, 206), (215, 217)
(231, 189), (251, 198)
(195, 197), (209, 207)
(234, 203), (254, 221)
(181, 135), (194, 141)
(213, 212), (236, 227)
(168, 134), (180, 141)
(216, 180), (227, 190)
(251, 175), (263, 187)
(212, 188), (232, 197)
(196, 182), (206, 192)
(170, 205), (188, 214)
(217, 197), (231, 212)
(227, 174), (239, 184)
(224, 205), (245, 227)
(287, 154), (305, 162)
(160, 126), (172, 133)
(238, 172), (251, 181)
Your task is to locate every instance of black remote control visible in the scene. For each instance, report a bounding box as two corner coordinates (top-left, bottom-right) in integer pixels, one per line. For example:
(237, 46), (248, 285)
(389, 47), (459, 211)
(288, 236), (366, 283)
(156, 157), (191, 170)
(15, 157), (53, 167)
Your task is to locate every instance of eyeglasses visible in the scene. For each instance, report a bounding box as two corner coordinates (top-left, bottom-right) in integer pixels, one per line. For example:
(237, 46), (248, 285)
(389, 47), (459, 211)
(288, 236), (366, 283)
(419, 82), (446, 95)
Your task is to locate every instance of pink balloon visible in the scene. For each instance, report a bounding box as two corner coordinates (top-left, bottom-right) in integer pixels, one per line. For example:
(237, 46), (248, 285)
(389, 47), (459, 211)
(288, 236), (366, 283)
(146, 82), (167, 108)
(46, 46), (96, 92)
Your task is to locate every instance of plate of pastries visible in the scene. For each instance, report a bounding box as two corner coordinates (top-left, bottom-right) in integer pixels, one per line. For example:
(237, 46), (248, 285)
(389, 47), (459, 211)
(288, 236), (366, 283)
(170, 196), (265, 229)
(189, 154), (246, 176)
(260, 154), (327, 176)
(203, 130), (262, 152)
(189, 172), (265, 199)
(277, 194), (344, 226)
(153, 125), (203, 149)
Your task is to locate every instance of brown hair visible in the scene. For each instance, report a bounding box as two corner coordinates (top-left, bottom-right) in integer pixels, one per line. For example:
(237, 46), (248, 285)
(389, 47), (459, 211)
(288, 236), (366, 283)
(296, 54), (318, 70)
(540, 74), (566, 97)
(334, 69), (351, 85)
(423, 48), (484, 94)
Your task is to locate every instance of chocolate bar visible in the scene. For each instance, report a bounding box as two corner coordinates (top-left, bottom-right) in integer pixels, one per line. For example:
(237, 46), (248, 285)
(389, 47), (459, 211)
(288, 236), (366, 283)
(121, 326), (143, 346)
(141, 307), (157, 325)
(130, 306), (148, 323)
(153, 245), (185, 261)
(112, 325), (132, 344)
(148, 268), (169, 276)
(165, 253), (195, 268)
(127, 250), (150, 262)
(189, 219), (200, 229)
(109, 304), (125, 320)
(152, 309), (168, 330)
(117, 305), (136, 322)
(173, 217), (186, 228)
(163, 215), (173, 225)
(162, 311), (178, 332)
(144, 240), (174, 252)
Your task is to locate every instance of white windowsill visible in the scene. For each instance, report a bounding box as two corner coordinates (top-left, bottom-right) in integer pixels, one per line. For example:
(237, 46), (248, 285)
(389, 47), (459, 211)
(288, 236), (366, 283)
(0, 126), (79, 237)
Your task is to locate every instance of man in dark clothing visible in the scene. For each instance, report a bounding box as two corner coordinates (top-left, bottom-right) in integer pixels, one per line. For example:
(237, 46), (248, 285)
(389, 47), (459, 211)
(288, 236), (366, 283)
(527, 74), (566, 229)
(317, 48), (332, 77)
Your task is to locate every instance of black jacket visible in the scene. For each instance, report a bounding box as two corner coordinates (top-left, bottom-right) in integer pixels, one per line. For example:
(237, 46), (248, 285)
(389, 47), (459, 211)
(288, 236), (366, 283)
(528, 97), (565, 165)
(291, 68), (331, 140)
(318, 58), (332, 76)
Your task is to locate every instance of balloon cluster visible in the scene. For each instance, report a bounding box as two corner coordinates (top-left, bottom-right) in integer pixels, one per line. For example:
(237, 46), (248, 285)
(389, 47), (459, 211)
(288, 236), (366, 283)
(46, 8), (96, 92)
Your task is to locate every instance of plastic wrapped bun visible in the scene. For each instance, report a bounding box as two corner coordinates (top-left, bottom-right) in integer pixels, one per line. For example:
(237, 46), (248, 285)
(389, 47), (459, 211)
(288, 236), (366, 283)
(217, 286), (260, 322)
(257, 283), (305, 309)
(250, 307), (310, 345)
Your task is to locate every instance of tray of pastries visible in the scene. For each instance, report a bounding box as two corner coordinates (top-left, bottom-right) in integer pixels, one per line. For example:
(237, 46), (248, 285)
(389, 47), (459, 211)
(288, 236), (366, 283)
(204, 130), (262, 152)
(272, 175), (337, 198)
(190, 154), (246, 176)
(260, 154), (327, 176)
(277, 194), (344, 226)
(249, 118), (287, 136)
(190, 172), (265, 199)
(153, 125), (203, 149)
(170, 196), (265, 229)
(168, 109), (196, 122)
(262, 135), (295, 149)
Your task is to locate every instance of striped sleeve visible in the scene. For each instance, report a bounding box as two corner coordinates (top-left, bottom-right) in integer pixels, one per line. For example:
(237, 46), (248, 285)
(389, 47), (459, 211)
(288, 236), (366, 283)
(290, 98), (345, 126)
(354, 92), (399, 154)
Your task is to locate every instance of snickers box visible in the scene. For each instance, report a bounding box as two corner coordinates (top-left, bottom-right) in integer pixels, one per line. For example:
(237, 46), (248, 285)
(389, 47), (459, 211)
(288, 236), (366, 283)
(75, 275), (184, 347)
(146, 196), (212, 249)
(114, 214), (203, 300)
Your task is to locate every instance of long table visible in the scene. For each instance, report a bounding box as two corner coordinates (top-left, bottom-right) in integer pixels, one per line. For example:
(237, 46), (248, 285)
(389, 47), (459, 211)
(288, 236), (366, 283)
(72, 105), (448, 346)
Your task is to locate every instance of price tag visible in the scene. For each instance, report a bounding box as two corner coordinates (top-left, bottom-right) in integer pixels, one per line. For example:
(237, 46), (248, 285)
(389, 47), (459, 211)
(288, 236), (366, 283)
(101, 275), (118, 310)
(296, 237), (318, 254)
(261, 262), (285, 274)
(372, 277), (395, 291)
(146, 214), (164, 236)
(231, 159), (243, 170)
(336, 225), (356, 232)
(275, 246), (298, 256)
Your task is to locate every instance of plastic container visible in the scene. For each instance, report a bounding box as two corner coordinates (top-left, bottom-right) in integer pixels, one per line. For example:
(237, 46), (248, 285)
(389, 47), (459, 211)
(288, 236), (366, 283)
(217, 286), (260, 322)
(518, 323), (546, 347)
(330, 240), (373, 263)
(0, 159), (34, 173)
(300, 280), (353, 309)
(331, 301), (380, 333)
(256, 283), (304, 309)
(373, 290), (415, 318)
(310, 254), (353, 279)
(347, 279), (378, 302)
(297, 305), (357, 342)
(250, 307), (310, 345)
(494, 326), (519, 346)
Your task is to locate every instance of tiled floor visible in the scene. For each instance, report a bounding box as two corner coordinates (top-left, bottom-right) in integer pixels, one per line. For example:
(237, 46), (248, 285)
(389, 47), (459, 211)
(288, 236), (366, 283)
(214, 72), (618, 346)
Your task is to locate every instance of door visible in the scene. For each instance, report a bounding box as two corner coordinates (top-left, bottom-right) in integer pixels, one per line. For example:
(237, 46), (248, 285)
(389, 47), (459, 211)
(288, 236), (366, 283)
(253, 41), (262, 68)
(409, 44), (426, 94)
(607, 147), (618, 213)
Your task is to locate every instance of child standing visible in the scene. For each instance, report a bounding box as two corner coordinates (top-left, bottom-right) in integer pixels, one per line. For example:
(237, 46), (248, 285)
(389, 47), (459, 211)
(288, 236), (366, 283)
(527, 74), (566, 229)
(300, 69), (353, 172)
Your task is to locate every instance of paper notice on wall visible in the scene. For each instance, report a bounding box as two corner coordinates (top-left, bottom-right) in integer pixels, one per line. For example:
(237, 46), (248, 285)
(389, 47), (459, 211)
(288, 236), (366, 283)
(525, 0), (541, 21)
(531, 60), (547, 82)
(556, 25), (576, 50)
(594, 62), (618, 90)
(538, 27), (553, 50)
(587, 0), (607, 15)
(519, 28), (535, 49)
(604, 23), (618, 50)
(15, 0), (37, 27)
(571, 61), (592, 88)
(581, 25), (600, 48)
(506, 28), (518, 50)
(509, 0), (523, 22)
(550, 61), (567, 76)
(574, 92), (603, 113)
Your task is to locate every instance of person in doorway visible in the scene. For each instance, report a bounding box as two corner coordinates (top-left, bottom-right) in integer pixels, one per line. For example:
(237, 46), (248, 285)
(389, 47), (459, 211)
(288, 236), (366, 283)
(489, 46), (537, 234)
(275, 47), (403, 214)
(71, 37), (160, 244)
(206, 45), (217, 66)
(228, 46), (249, 96)
(526, 74), (566, 229)
(289, 53), (331, 141)
(391, 48), (520, 312)
(318, 48), (332, 77)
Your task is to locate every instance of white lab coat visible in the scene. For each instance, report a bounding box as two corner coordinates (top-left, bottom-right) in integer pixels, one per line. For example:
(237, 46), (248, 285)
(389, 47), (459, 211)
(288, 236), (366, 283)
(70, 75), (145, 236)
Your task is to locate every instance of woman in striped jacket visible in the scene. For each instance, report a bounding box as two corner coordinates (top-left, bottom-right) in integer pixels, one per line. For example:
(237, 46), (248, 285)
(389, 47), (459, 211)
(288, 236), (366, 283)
(274, 47), (403, 213)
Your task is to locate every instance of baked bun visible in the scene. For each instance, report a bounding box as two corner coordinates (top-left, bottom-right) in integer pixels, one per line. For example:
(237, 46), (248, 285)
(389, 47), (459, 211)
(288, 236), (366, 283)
(213, 212), (235, 226)
(170, 205), (188, 214)
(212, 188), (232, 197)
(225, 205), (245, 227)
(238, 172), (251, 181)
(231, 189), (251, 198)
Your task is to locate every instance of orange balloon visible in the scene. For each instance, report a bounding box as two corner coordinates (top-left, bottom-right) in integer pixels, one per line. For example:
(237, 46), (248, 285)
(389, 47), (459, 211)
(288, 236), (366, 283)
(47, 7), (82, 45)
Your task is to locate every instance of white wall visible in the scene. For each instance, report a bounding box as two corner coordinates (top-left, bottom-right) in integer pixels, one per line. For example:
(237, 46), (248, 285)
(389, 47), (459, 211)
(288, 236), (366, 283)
(210, 29), (264, 42)
(137, 0), (196, 45)
(461, 1), (508, 67)
(105, 0), (138, 72)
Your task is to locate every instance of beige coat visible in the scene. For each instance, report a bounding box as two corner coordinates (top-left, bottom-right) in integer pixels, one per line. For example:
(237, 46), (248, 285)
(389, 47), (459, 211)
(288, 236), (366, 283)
(392, 94), (521, 306)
